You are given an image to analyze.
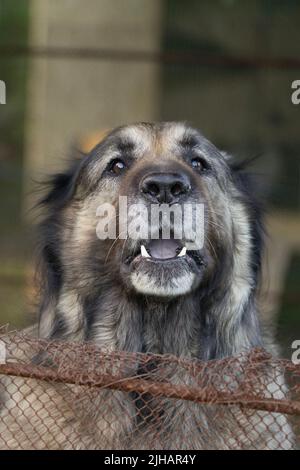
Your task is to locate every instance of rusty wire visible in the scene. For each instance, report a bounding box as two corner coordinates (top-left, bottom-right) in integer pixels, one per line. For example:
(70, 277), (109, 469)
(0, 330), (299, 450)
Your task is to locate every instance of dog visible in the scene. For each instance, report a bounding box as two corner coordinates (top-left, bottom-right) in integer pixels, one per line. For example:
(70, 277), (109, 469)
(0, 122), (294, 449)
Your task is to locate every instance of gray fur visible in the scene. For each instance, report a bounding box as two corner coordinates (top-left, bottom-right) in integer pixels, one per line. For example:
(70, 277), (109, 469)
(0, 122), (294, 449)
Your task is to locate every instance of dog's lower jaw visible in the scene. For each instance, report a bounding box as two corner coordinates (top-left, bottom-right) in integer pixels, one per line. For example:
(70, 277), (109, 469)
(130, 271), (196, 297)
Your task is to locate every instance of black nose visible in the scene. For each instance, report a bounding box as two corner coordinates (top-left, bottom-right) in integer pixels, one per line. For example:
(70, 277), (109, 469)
(140, 172), (191, 204)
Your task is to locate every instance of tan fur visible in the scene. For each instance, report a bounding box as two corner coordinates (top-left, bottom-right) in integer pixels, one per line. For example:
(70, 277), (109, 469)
(0, 123), (294, 449)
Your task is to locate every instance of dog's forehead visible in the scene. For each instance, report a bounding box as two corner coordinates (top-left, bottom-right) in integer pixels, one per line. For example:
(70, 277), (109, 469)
(87, 122), (222, 179)
(116, 122), (203, 157)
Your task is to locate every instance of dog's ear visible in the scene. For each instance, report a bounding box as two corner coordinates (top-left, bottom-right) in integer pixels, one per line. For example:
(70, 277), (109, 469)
(40, 156), (85, 210)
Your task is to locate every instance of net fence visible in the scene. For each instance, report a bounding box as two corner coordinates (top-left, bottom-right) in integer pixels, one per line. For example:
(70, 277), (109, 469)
(0, 330), (299, 450)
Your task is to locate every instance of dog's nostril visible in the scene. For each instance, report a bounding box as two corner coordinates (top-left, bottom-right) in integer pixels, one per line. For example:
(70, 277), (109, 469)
(171, 182), (185, 197)
(147, 182), (160, 197)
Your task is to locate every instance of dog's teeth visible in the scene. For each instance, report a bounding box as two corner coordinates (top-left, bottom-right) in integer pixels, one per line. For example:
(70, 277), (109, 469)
(177, 246), (187, 257)
(141, 245), (151, 258)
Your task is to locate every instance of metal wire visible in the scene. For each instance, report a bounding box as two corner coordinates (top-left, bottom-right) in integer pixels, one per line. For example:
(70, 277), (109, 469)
(1, 45), (300, 70)
(0, 331), (299, 449)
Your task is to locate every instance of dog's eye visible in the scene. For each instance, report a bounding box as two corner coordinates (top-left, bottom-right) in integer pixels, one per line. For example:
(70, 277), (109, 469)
(109, 159), (127, 175)
(191, 157), (210, 173)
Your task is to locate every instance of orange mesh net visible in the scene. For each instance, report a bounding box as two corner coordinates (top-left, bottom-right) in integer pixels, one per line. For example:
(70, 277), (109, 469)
(0, 330), (299, 450)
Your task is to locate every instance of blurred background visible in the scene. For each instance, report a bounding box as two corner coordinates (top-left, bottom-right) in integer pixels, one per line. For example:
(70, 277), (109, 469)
(0, 0), (299, 356)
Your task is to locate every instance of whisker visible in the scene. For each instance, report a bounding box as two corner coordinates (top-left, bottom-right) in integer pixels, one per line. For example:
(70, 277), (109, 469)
(104, 228), (128, 264)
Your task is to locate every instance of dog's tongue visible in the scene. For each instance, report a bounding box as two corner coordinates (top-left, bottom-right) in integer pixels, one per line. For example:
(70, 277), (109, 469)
(148, 239), (181, 260)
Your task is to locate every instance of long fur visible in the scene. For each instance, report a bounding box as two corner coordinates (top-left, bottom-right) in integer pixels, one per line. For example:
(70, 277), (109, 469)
(0, 122), (294, 449)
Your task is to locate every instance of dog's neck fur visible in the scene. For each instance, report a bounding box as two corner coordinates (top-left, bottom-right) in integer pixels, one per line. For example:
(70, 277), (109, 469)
(42, 271), (261, 360)
(89, 292), (201, 358)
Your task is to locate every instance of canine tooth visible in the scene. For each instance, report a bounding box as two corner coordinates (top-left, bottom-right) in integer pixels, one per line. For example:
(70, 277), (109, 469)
(141, 245), (150, 258)
(177, 246), (187, 257)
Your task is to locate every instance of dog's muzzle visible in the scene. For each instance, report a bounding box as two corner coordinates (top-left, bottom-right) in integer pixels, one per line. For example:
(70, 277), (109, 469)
(121, 237), (206, 298)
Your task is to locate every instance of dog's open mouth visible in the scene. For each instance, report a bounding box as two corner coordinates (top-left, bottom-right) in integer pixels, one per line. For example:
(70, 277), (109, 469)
(124, 239), (204, 270)
(141, 239), (186, 260)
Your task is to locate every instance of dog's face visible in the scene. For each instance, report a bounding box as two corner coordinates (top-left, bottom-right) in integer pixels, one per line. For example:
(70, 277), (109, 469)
(45, 122), (257, 301)
(64, 123), (236, 299)
(39, 121), (263, 356)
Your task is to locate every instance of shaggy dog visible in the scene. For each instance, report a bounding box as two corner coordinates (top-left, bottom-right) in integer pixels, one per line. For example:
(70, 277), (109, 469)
(0, 122), (293, 449)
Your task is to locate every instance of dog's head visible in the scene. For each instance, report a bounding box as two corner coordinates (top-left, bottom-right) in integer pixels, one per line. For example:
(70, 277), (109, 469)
(39, 122), (262, 305)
